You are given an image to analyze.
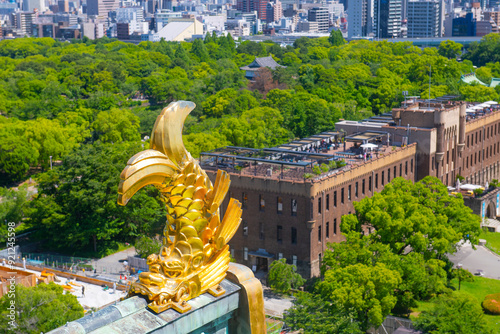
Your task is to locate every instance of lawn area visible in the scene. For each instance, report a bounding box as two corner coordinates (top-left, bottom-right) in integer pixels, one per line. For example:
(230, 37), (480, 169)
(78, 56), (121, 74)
(413, 276), (500, 333)
(480, 230), (500, 256)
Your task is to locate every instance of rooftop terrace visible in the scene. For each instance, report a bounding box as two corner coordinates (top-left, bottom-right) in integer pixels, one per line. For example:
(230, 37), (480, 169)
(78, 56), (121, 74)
(200, 131), (409, 182)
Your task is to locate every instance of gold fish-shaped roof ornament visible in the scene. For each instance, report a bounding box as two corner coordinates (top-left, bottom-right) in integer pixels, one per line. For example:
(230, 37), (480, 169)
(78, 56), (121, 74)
(118, 101), (242, 314)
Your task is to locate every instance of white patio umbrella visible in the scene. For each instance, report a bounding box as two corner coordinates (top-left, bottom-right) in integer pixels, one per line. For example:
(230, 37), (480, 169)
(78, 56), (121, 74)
(483, 101), (498, 105)
(471, 105), (484, 110)
(360, 143), (378, 150)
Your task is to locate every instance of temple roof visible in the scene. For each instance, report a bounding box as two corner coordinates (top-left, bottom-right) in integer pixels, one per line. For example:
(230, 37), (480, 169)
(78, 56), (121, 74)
(240, 56), (286, 71)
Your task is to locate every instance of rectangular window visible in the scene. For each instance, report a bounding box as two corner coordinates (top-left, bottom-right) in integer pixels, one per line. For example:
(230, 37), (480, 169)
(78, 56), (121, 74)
(259, 195), (265, 211)
(291, 227), (297, 244)
(411, 159), (414, 173)
(399, 163), (402, 176)
(326, 194), (330, 211)
(432, 157), (435, 170)
(243, 247), (248, 261)
(277, 197), (283, 214)
(405, 161), (408, 175)
(394, 166), (397, 179)
(334, 218), (337, 235)
(375, 173), (378, 188)
(242, 192), (248, 209)
(318, 225), (322, 242)
(334, 191), (337, 207)
(326, 221), (329, 238)
(369, 176), (372, 191)
(355, 182), (358, 197)
(259, 222), (264, 240)
(318, 197), (322, 214)
(348, 185), (351, 200)
(243, 221), (248, 236)
(277, 225), (283, 242)
(292, 255), (297, 266)
(466, 156), (469, 169)
(341, 188), (345, 203)
(291, 199), (297, 216)
(467, 135), (469, 147)
(381, 171), (385, 186)
(362, 179), (365, 194)
(388, 168), (391, 182)
(278, 253), (283, 260)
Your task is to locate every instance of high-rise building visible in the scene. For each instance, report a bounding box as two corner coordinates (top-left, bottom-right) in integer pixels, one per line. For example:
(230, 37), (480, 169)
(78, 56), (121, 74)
(484, 11), (500, 28)
(57, 0), (69, 12)
(237, 0), (268, 20)
(452, 12), (475, 36)
(374, 0), (402, 38)
(16, 11), (35, 35)
(308, 7), (329, 32)
(266, 0), (283, 23)
(347, 0), (372, 38)
(407, 0), (443, 37)
(87, 0), (119, 19)
(23, 0), (45, 12)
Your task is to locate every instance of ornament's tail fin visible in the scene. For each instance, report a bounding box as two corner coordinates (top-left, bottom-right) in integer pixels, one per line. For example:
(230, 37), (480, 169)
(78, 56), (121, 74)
(150, 101), (195, 168)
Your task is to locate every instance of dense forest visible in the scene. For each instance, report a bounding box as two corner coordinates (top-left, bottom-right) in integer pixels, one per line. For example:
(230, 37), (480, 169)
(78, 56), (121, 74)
(1, 33), (500, 254)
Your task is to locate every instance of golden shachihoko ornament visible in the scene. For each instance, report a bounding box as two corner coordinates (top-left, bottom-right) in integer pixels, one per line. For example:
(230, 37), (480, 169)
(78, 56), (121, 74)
(117, 101), (242, 314)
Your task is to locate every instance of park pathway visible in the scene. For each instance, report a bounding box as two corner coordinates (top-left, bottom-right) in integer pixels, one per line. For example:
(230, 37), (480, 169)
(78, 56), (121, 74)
(448, 241), (500, 280)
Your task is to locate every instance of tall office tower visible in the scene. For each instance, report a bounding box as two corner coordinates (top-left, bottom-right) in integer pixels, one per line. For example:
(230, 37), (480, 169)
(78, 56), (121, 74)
(57, 0), (69, 12)
(308, 7), (329, 32)
(145, 0), (158, 14)
(401, 0), (407, 19)
(87, 0), (119, 18)
(407, 0), (443, 37)
(23, 0), (45, 12)
(347, 0), (372, 37)
(374, 0), (402, 38)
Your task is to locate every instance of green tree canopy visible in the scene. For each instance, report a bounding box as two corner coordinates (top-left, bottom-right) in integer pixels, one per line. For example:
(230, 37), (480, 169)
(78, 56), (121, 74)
(267, 258), (305, 294)
(27, 141), (166, 254)
(0, 282), (84, 334)
(414, 293), (492, 334)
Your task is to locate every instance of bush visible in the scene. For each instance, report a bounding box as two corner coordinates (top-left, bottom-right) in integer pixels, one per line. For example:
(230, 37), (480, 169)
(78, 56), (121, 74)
(482, 293), (500, 315)
(268, 258), (305, 295)
(474, 188), (484, 196)
(135, 236), (162, 259)
(320, 163), (329, 173)
(337, 159), (346, 168)
(303, 173), (313, 179)
(490, 179), (499, 188)
(312, 165), (321, 175)
(328, 160), (337, 170)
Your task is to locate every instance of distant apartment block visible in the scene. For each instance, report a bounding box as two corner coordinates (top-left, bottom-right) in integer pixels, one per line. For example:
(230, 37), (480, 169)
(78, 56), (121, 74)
(266, 0), (283, 23)
(87, 0), (119, 19)
(308, 7), (329, 33)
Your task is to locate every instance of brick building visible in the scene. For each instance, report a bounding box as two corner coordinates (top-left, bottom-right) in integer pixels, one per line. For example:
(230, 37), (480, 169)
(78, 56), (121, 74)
(202, 98), (500, 277)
